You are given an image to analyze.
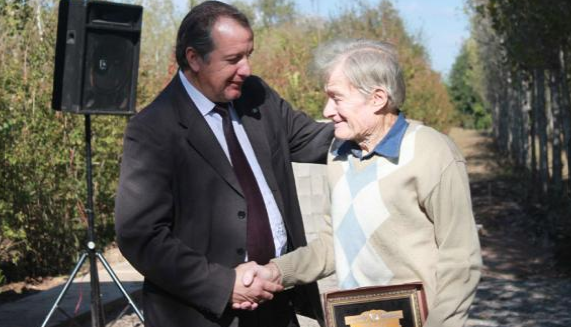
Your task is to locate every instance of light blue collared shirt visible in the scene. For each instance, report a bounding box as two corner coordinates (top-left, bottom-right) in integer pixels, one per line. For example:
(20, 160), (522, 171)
(178, 71), (287, 258)
(334, 112), (409, 161)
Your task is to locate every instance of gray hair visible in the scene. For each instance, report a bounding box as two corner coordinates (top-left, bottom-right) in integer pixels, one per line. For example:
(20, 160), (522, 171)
(314, 39), (406, 110)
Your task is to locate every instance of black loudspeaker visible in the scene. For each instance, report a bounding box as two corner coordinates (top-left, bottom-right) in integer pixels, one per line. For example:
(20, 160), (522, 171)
(52, 0), (143, 115)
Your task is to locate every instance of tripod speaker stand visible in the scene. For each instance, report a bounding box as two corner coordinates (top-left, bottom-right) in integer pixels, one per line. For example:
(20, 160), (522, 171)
(41, 116), (144, 327)
(42, 1), (144, 326)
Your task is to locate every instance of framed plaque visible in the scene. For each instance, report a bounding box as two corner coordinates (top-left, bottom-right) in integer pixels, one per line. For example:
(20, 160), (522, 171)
(323, 283), (428, 327)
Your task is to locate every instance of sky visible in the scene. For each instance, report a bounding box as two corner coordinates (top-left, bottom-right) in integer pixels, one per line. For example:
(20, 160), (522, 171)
(295, 0), (470, 78)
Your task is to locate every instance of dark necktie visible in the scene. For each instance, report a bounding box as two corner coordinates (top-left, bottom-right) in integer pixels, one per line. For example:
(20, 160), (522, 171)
(213, 104), (275, 264)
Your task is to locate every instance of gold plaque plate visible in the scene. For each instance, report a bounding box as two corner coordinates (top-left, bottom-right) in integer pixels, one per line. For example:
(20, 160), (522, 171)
(323, 283), (427, 327)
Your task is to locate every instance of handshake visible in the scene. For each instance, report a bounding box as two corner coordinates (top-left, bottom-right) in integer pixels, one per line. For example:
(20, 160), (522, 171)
(231, 261), (284, 310)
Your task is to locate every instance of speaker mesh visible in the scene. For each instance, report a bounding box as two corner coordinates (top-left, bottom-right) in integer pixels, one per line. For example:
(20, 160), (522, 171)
(82, 31), (135, 112)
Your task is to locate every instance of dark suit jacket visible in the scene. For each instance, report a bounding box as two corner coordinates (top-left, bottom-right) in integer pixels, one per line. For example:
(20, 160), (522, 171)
(114, 74), (334, 327)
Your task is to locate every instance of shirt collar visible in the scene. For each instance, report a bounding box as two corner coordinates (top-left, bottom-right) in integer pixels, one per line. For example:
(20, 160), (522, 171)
(178, 70), (219, 115)
(333, 112), (409, 160)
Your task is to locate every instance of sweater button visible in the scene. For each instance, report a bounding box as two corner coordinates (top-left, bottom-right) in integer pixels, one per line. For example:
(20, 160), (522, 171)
(237, 211), (246, 219)
(236, 248), (245, 255)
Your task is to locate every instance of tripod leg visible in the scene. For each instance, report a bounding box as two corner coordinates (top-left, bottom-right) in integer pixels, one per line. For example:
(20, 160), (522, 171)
(88, 246), (105, 327)
(40, 252), (88, 327)
(107, 303), (131, 327)
(96, 252), (144, 322)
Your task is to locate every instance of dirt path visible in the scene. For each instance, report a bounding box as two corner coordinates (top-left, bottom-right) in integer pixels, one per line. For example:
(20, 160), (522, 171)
(449, 128), (571, 327)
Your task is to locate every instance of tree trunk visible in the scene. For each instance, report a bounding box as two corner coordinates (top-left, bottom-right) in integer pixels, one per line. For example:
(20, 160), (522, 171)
(548, 69), (563, 196)
(522, 76), (535, 171)
(498, 69), (509, 154)
(558, 49), (571, 196)
(516, 73), (530, 167)
(533, 68), (550, 199)
(529, 74), (538, 196)
(522, 77), (532, 169)
(508, 73), (516, 159)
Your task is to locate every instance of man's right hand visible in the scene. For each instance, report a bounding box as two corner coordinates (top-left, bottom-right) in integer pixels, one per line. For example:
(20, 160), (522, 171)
(232, 261), (283, 310)
(241, 261), (282, 287)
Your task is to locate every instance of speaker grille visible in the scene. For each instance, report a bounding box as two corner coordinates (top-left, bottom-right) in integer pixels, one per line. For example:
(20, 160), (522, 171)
(82, 31), (136, 112)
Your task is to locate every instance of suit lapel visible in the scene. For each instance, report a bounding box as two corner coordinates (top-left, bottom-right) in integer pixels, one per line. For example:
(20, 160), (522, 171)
(237, 106), (286, 217)
(168, 76), (244, 197)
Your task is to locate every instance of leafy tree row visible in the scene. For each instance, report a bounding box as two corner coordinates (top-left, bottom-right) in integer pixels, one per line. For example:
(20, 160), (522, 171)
(0, 0), (455, 284)
(448, 39), (490, 130)
(461, 0), (571, 243)
(467, 0), (571, 199)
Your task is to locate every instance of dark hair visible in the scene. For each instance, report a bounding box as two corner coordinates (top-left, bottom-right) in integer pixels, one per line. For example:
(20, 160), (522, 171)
(175, 1), (252, 70)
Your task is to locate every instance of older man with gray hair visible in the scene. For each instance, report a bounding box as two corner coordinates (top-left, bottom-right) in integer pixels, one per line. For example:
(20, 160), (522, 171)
(240, 39), (482, 327)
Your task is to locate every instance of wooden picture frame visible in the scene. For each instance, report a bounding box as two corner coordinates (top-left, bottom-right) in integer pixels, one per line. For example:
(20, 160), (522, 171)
(323, 283), (428, 327)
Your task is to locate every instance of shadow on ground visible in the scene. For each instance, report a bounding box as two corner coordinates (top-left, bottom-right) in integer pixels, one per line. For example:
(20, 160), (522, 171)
(454, 128), (571, 327)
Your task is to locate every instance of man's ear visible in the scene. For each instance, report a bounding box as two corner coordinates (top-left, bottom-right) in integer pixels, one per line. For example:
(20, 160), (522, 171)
(185, 47), (201, 73)
(371, 87), (389, 111)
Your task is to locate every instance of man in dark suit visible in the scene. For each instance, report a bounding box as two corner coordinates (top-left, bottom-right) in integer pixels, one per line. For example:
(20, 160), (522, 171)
(114, 1), (333, 327)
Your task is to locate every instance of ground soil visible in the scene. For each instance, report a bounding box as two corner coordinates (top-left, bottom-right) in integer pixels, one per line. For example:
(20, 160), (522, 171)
(451, 127), (564, 279)
(0, 245), (125, 306)
(449, 128), (571, 327)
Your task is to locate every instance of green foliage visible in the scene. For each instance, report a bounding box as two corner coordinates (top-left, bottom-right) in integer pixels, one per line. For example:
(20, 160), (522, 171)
(477, 0), (571, 70)
(255, 0), (296, 27)
(0, 2), (129, 283)
(230, 0), (256, 24)
(448, 40), (491, 130)
(252, 0), (456, 131)
(135, 0), (185, 107)
(0, 0), (182, 286)
(251, 22), (325, 117)
(0, 1), (146, 284)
